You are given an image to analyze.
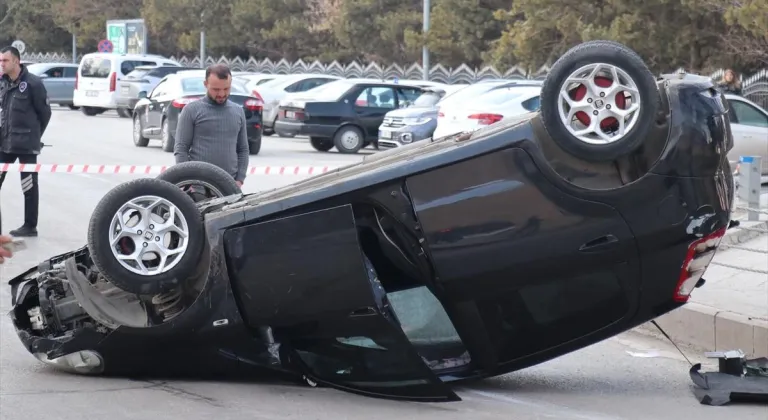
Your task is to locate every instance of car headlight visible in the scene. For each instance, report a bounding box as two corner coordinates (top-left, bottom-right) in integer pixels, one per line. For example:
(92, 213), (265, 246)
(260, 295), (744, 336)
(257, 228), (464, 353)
(402, 117), (432, 125)
(33, 350), (105, 374)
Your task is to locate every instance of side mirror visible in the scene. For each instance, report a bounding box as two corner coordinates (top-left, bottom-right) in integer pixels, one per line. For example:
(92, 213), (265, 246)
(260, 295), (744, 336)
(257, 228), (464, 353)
(138, 91), (147, 99)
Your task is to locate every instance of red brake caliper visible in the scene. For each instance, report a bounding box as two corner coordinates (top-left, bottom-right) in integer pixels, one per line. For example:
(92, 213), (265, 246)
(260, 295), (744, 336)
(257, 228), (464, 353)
(568, 76), (627, 131)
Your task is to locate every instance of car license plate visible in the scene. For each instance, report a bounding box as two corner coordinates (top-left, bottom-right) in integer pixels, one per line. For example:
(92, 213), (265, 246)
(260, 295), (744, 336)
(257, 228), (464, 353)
(380, 130), (392, 139)
(86, 91), (98, 97)
(285, 111), (296, 119)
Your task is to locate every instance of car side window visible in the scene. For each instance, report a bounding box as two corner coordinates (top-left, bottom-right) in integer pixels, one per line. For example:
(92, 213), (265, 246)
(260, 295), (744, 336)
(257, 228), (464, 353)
(729, 100), (768, 128)
(44, 67), (65, 78)
(149, 80), (168, 98)
(396, 88), (422, 108)
(63, 67), (78, 78)
(354, 87), (396, 108)
(522, 96), (541, 112)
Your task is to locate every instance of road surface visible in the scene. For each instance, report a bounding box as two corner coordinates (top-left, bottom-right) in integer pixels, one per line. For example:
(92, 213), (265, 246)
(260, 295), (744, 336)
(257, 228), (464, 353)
(1, 109), (763, 420)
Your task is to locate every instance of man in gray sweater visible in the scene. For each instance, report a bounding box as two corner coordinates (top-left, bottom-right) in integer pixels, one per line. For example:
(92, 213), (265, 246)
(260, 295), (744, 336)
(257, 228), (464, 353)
(174, 64), (249, 187)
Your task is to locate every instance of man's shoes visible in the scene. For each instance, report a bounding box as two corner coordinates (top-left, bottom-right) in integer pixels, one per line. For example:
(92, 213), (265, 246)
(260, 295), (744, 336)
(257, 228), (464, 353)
(10, 225), (37, 237)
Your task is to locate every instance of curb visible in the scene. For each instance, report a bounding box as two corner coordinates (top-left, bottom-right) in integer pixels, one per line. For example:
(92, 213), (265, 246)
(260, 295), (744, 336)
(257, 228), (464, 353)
(633, 220), (768, 357)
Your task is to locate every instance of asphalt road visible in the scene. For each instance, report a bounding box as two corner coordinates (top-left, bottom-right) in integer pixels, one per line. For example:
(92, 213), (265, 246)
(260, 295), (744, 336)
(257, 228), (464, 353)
(1, 108), (764, 420)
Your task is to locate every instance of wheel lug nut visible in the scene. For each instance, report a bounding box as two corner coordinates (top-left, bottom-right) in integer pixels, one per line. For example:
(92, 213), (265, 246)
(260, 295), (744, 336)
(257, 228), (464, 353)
(155, 236), (160, 241)
(600, 92), (605, 97)
(587, 98), (593, 103)
(143, 242), (148, 247)
(593, 110), (599, 115)
(137, 230), (142, 235)
(606, 104), (611, 109)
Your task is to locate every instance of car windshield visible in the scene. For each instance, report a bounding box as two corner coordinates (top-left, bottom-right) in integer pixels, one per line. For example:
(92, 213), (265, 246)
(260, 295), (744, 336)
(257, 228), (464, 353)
(25, 64), (50, 76)
(180, 77), (249, 95)
(80, 56), (112, 78)
(471, 87), (534, 106)
(412, 92), (443, 107)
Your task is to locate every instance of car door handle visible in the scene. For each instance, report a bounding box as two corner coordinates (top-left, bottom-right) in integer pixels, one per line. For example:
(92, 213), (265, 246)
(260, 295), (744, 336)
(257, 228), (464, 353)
(579, 234), (619, 252)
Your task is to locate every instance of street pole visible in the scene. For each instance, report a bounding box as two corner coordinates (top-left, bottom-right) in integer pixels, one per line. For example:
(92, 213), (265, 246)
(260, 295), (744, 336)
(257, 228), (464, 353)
(422, 0), (430, 81)
(72, 34), (77, 64)
(200, 11), (206, 68)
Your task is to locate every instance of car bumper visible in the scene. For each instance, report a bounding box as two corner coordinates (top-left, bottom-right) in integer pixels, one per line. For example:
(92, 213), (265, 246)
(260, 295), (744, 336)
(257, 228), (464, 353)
(274, 120), (337, 138)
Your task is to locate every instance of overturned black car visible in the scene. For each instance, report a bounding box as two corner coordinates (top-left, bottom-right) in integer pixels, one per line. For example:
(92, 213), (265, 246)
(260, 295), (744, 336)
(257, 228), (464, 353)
(8, 41), (735, 402)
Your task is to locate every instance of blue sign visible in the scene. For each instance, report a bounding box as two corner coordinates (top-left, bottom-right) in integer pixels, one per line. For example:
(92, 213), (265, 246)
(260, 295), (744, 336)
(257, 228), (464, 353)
(98, 39), (114, 53)
(393, 77), (399, 84)
(739, 156), (754, 163)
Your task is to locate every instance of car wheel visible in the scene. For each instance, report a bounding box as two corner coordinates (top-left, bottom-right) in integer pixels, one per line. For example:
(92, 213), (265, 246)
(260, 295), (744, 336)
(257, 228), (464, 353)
(87, 178), (205, 295)
(310, 137), (333, 152)
(81, 107), (101, 116)
(157, 161), (241, 203)
(333, 126), (364, 154)
(133, 115), (149, 147)
(539, 40), (660, 162)
(248, 139), (261, 155)
(161, 118), (174, 152)
(68, 104), (80, 110)
(117, 108), (132, 118)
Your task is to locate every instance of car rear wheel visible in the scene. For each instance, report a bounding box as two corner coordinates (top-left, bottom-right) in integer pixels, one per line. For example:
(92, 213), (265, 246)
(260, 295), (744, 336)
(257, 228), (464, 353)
(87, 178), (205, 295)
(161, 118), (174, 152)
(248, 139), (261, 155)
(310, 137), (333, 152)
(81, 107), (103, 116)
(117, 108), (132, 118)
(156, 161), (242, 202)
(133, 115), (149, 147)
(333, 126), (365, 154)
(539, 40), (659, 162)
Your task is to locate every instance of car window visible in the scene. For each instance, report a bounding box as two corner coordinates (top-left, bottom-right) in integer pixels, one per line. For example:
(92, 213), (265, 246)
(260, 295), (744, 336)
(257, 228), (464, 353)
(63, 67), (77, 78)
(80, 56), (112, 78)
(120, 60), (158, 76)
(522, 96), (541, 112)
(180, 77), (248, 95)
(729, 100), (768, 127)
(355, 86), (396, 108)
(150, 79), (169, 98)
(396, 87), (423, 107)
(411, 92), (442, 107)
(125, 68), (153, 79)
(43, 67), (65, 78)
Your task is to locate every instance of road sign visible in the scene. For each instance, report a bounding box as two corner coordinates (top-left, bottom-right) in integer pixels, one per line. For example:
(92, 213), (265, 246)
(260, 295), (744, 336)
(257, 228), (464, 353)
(11, 40), (25, 54)
(98, 39), (114, 53)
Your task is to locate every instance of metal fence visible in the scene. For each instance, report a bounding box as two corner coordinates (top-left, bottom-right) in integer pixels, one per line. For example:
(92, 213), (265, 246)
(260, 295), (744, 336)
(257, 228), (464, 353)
(19, 51), (768, 91)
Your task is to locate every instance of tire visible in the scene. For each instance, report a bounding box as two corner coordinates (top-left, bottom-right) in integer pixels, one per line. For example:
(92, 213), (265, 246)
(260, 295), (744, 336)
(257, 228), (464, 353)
(133, 115), (149, 147)
(117, 108), (132, 118)
(539, 40), (660, 162)
(248, 139), (261, 155)
(87, 178), (205, 295)
(333, 126), (365, 154)
(310, 137), (333, 152)
(157, 161), (241, 202)
(68, 104), (80, 110)
(161, 118), (174, 152)
(81, 107), (101, 116)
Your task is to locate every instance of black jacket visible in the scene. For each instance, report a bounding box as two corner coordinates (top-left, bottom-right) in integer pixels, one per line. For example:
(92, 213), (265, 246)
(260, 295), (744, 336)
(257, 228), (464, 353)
(0, 64), (52, 155)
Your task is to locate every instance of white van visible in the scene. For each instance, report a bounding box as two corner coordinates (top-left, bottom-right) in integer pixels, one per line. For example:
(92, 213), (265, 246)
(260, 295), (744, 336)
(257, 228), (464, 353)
(73, 53), (180, 117)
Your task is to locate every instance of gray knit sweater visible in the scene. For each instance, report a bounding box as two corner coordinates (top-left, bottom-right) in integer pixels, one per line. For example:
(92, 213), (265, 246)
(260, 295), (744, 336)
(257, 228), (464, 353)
(174, 96), (249, 182)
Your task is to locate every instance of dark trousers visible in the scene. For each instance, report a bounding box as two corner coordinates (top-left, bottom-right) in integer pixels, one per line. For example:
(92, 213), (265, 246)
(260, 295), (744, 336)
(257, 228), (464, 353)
(0, 152), (39, 229)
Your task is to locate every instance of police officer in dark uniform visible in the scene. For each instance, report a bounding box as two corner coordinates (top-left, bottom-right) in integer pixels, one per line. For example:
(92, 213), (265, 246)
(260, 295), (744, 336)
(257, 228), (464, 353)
(0, 46), (51, 237)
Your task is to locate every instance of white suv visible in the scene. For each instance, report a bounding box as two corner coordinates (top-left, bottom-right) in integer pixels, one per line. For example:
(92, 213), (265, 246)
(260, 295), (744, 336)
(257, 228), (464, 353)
(73, 53), (180, 116)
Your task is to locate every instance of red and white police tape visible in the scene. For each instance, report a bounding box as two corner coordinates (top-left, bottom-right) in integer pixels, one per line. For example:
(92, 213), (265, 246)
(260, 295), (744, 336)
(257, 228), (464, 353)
(0, 163), (340, 175)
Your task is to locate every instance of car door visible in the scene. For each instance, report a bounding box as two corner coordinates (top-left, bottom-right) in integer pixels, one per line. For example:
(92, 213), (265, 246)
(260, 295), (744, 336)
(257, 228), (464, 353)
(353, 86), (398, 139)
(62, 66), (78, 103)
(727, 97), (768, 174)
(405, 148), (640, 372)
(40, 66), (67, 102)
(144, 79), (171, 134)
(223, 204), (459, 401)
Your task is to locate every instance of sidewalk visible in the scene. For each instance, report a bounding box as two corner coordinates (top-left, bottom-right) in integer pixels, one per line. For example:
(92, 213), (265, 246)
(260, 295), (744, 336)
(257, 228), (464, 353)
(635, 196), (768, 357)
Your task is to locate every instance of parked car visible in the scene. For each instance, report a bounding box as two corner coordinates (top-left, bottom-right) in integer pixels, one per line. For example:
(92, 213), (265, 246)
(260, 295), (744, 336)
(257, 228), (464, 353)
(132, 70), (263, 154)
(115, 65), (199, 118)
(432, 84), (543, 139)
(25, 62), (79, 109)
(724, 93), (768, 175)
(274, 79), (425, 153)
(253, 73), (342, 136)
(377, 86), (465, 150)
(236, 73), (286, 89)
(7, 40), (736, 404)
(73, 52), (180, 117)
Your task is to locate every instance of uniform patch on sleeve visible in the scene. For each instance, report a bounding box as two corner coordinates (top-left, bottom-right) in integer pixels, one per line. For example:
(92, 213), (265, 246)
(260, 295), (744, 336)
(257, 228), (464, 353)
(19, 81), (27, 92)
